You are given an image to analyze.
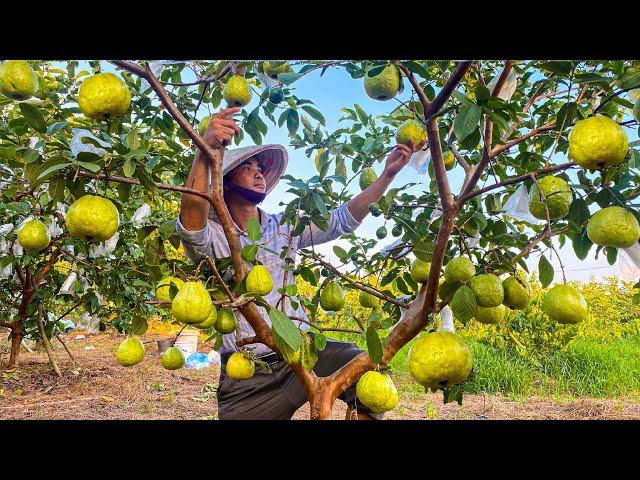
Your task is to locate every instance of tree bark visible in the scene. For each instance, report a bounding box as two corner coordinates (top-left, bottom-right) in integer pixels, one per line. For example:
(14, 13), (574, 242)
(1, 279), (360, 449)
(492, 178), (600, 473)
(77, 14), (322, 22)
(8, 324), (22, 369)
(309, 381), (335, 420)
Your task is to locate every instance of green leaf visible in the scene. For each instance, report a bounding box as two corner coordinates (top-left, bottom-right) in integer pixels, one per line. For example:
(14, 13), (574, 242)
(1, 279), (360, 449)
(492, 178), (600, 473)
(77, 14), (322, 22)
(300, 332), (318, 371)
(277, 72), (304, 85)
(286, 109), (299, 135)
(3, 202), (32, 213)
(554, 102), (577, 132)
(157, 219), (177, 238)
(144, 236), (164, 266)
(365, 326), (383, 365)
(247, 216), (262, 241)
(49, 177), (66, 202)
(312, 192), (329, 218)
(403, 61), (430, 80)
(333, 246), (348, 262)
(269, 309), (302, 351)
(300, 105), (326, 125)
(454, 103), (482, 142)
(76, 161), (101, 173)
(313, 333), (327, 351)
(573, 228), (593, 261)
(241, 244), (258, 262)
(35, 161), (73, 183)
(123, 158), (136, 178)
(354, 104), (369, 124)
(131, 313), (148, 335)
(540, 61), (575, 77)
(459, 127), (481, 151)
(538, 254), (554, 288)
(413, 238), (434, 262)
(568, 198), (590, 226)
(19, 103), (46, 133)
(606, 247), (618, 266)
(475, 84), (491, 106)
(284, 284), (297, 296)
(616, 65), (640, 90)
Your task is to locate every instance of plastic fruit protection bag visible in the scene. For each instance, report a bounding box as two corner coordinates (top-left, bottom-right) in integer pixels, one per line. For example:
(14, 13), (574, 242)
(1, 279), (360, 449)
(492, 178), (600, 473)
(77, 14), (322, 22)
(618, 244), (640, 281)
(503, 183), (541, 224)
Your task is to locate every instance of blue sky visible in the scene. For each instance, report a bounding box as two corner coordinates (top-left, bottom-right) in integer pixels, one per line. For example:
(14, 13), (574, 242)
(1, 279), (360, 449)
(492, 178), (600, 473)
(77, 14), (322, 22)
(92, 61), (640, 282)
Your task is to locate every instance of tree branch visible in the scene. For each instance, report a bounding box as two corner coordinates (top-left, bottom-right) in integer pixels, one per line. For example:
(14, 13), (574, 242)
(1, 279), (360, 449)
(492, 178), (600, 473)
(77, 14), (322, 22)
(458, 161), (575, 203)
(397, 64), (430, 113)
(302, 251), (409, 308)
(428, 61), (473, 117)
(291, 316), (362, 334)
(72, 172), (215, 203)
(489, 123), (555, 158)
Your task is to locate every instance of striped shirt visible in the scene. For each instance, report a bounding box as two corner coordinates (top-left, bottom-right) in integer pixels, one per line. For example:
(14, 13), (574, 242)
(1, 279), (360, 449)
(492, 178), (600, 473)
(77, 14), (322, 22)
(175, 202), (361, 356)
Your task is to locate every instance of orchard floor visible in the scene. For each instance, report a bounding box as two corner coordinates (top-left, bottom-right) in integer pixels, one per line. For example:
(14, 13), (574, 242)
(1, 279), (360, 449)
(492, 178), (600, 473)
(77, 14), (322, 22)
(2, 330), (640, 420)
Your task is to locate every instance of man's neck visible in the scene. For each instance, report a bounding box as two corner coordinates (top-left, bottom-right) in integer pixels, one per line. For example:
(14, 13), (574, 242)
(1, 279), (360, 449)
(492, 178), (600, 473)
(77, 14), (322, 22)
(227, 199), (260, 232)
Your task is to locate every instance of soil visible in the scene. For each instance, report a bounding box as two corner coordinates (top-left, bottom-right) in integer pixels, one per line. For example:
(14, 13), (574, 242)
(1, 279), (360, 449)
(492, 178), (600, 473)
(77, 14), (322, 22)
(2, 330), (639, 420)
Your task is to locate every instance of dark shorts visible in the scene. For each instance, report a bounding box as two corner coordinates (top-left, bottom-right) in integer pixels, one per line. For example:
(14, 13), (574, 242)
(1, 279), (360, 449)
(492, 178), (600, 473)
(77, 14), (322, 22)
(217, 338), (383, 420)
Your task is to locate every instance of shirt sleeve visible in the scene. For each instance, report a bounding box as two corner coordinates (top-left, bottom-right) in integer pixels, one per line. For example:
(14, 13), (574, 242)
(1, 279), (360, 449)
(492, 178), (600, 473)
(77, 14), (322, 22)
(297, 202), (361, 249)
(175, 214), (216, 264)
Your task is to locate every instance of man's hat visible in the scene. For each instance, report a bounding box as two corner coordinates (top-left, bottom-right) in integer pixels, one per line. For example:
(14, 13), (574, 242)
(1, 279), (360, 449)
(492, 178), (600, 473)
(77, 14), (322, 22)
(208, 144), (288, 221)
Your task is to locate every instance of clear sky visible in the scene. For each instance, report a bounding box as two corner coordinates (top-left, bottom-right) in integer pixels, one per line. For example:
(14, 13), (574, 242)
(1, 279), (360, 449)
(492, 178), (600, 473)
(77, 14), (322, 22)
(92, 61), (640, 282)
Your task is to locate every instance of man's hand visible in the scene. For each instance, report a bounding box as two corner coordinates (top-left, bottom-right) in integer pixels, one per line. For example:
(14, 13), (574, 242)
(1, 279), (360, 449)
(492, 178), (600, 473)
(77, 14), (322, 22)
(382, 142), (421, 179)
(202, 107), (242, 148)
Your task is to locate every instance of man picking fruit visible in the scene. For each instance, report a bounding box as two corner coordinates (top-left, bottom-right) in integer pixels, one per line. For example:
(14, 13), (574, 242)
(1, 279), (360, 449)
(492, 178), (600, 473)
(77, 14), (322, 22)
(177, 106), (420, 420)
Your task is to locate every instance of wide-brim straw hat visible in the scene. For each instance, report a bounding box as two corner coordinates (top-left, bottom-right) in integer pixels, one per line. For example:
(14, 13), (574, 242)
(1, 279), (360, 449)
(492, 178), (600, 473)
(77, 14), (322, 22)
(208, 144), (288, 221)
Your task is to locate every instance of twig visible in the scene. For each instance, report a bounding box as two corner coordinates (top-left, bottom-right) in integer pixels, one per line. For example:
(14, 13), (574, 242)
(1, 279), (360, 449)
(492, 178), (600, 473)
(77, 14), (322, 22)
(37, 304), (62, 377)
(55, 335), (76, 363)
(458, 162), (575, 204)
(593, 81), (640, 115)
(72, 172), (214, 203)
(291, 316), (362, 334)
(302, 251), (408, 308)
(204, 257), (235, 301)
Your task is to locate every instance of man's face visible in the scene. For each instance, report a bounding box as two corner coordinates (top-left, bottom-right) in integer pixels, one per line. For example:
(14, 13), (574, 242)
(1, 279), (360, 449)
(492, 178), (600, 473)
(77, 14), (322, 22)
(229, 158), (266, 193)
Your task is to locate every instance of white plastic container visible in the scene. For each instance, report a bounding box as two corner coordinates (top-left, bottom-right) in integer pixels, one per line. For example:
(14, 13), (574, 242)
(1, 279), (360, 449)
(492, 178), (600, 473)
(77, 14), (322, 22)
(174, 328), (199, 355)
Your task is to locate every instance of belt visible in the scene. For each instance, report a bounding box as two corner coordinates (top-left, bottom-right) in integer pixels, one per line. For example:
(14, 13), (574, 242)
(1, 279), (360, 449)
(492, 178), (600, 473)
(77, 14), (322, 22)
(221, 351), (280, 366)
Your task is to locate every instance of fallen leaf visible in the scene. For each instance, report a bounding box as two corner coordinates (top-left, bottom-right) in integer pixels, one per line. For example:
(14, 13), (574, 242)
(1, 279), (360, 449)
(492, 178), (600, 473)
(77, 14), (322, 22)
(100, 395), (115, 403)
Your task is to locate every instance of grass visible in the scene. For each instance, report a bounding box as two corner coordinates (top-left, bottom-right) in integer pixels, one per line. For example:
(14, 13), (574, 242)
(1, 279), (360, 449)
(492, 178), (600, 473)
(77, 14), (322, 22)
(335, 331), (640, 399)
(437, 337), (640, 398)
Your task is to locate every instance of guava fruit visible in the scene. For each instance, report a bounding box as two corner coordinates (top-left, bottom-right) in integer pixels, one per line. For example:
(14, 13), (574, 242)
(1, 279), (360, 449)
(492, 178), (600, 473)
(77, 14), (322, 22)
(226, 352), (255, 380)
(223, 75), (252, 107)
(356, 371), (399, 413)
(17, 220), (50, 251)
(66, 195), (120, 242)
(568, 116), (628, 170)
(320, 280), (345, 312)
(586, 206), (640, 248)
(0, 60), (38, 100)
(115, 337), (145, 367)
(396, 119), (427, 148)
(444, 257), (476, 284)
(78, 73), (131, 120)
(502, 275), (532, 310)
(246, 265), (274, 296)
(359, 167), (378, 190)
(171, 281), (212, 324)
(408, 332), (473, 389)
(542, 284), (588, 324)
(470, 274), (504, 307)
(161, 347), (185, 370)
(364, 64), (401, 101)
(528, 175), (572, 220)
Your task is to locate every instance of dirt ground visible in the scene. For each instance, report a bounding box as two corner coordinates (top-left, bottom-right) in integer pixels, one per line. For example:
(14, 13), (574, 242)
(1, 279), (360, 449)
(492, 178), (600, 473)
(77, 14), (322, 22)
(2, 330), (640, 420)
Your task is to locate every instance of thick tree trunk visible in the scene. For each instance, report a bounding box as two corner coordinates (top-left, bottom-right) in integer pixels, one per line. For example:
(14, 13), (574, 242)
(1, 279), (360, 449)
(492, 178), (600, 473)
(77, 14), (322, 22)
(309, 387), (335, 420)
